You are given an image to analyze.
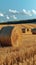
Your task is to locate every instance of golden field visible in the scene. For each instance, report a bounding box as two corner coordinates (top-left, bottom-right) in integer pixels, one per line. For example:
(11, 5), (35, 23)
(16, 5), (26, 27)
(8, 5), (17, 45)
(0, 24), (36, 65)
(0, 24), (36, 29)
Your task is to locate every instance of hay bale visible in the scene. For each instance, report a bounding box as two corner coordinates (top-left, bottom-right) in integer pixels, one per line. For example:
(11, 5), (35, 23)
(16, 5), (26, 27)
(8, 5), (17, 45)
(31, 28), (36, 34)
(0, 26), (14, 46)
(11, 26), (22, 48)
(0, 26), (22, 47)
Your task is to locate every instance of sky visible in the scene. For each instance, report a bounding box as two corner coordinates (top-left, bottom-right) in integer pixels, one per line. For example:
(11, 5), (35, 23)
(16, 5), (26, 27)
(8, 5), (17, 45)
(0, 0), (36, 22)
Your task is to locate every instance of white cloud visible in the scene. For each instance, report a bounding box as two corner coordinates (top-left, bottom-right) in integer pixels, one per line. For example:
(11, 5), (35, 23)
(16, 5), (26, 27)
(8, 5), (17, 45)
(23, 9), (32, 16)
(9, 9), (19, 14)
(23, 9), (27, 14)
(6, 15), (10, 19)
(32, 10), (36, 14)
(1, 9), (36, 22)
(9, 15), (17, 20)
(9, 9), (33, 16)
(12, 15), (17, 19)
(0, 13), (4, 16)
(27, 10), (32, 16)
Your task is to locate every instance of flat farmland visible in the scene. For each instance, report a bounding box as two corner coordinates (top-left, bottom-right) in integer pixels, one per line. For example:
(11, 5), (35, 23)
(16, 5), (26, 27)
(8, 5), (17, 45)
(0, 24), (36, 65)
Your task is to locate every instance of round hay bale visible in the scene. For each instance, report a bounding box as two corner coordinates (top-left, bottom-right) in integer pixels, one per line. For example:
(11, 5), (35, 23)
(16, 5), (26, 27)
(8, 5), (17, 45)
(0, 26), (14, 46)
(11, 26), (22, 48)
(0, 26), (22, 47)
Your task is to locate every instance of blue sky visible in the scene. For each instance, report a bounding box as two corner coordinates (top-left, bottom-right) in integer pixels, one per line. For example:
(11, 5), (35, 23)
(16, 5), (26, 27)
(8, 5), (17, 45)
(0, 0), (36, 22)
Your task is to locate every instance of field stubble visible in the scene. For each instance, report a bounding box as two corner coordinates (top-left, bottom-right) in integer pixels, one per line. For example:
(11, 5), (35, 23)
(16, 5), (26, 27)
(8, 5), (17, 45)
(0, 34), (36, 65)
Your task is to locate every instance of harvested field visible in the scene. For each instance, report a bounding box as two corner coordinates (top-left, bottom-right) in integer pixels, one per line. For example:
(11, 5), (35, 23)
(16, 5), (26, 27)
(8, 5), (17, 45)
(0, 24), (36, 65)
(0, 35), (36, 65)
(0, 46), (36, 65)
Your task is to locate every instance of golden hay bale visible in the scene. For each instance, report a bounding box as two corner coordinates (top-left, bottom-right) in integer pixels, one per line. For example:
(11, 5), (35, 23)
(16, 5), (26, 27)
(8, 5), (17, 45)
(11, 26), (22, 48)
(0, 26), (22, 47)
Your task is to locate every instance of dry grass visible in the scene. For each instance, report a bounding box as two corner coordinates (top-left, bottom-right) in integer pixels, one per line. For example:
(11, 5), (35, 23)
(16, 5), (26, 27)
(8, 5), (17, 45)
(0, 24), (36, 65)
(0, 24), (36, 29)
(0, 34), (36, 65)
(0, 46), (36, 65)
